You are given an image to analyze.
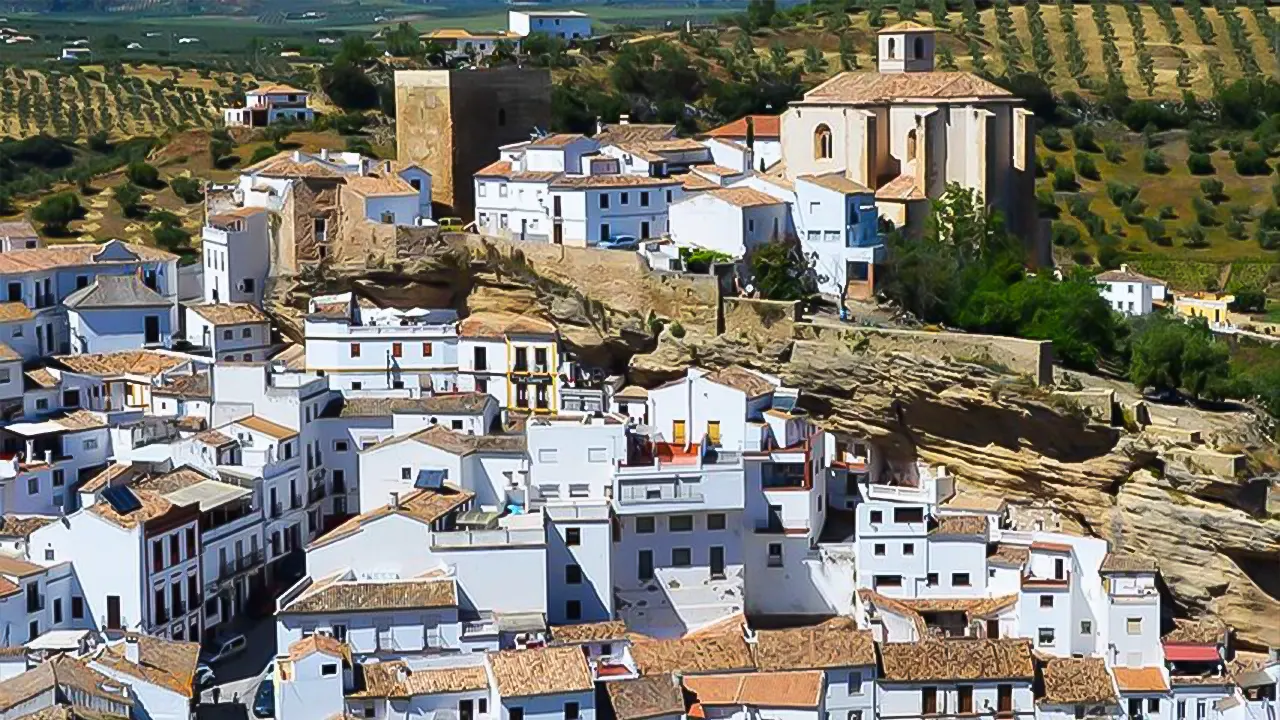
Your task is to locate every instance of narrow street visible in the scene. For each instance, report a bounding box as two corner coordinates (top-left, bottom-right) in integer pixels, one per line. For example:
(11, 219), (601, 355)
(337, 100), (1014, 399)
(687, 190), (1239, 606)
(196, 617), (277, 719)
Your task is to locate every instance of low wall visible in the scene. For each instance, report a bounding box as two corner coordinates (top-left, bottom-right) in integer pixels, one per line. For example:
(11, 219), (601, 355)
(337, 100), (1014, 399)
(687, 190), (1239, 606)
(1050, 389), (1116, 422)
(722, 298), (801, 344)
(793, 322), (1055, 386)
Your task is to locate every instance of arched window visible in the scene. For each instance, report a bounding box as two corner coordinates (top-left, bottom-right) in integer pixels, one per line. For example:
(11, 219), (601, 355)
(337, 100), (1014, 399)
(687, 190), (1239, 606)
(814, 124), (833, 160)
(906, 129), (918, 162)
(914, 36), (925, 59)
(888, 38), (896, 59)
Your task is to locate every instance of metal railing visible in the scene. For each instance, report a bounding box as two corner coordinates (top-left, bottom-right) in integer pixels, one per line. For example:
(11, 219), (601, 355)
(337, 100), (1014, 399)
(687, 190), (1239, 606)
(616, 484), (703, 504)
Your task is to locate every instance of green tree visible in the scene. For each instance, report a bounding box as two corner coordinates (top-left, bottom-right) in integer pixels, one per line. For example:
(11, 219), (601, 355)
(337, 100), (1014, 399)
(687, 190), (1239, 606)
(803, 44), (828, 73)
(838, 34), (859, 71)
(384, 22), (422, 58)
(32, 192), (83, 235)
(1128, 316), (1229, 400)
(750, 240), (813, 301)
(126, 161), (163, 189)
(1229, 288), (1266, 313)
(114, 182), (144, 218)
(169, 176), (204, 204)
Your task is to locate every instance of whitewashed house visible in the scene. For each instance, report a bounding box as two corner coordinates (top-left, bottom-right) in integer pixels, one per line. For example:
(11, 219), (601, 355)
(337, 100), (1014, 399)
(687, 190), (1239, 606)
(201, 206), (270, 307)
(507, 9), (591, 40)
(793, 173), (882, 302)
(701, 115), (783, 172)
(668, 187), (790, 258)
(1096, 265), (1168, 316)
(876, 638), (1035, 720)
(86, 633), (200, 720)
(223, 84), (315, 127)
(63, 274), (175, 354)
(184, 302), (273, 362)
(457, 312), (562, 416)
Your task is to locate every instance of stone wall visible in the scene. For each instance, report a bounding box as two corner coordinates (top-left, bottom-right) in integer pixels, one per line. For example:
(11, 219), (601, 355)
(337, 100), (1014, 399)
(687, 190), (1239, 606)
(722, 298), (801, 344)
(793, 321), (1055, 386)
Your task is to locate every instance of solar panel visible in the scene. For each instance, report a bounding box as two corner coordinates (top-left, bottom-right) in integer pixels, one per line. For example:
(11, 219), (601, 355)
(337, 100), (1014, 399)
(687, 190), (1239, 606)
(102, 486), (142, 514)
(414, 469), (447, 490)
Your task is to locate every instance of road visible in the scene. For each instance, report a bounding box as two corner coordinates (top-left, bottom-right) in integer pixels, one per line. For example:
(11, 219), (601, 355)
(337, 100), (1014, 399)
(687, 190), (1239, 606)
(196, 617), (277, 719)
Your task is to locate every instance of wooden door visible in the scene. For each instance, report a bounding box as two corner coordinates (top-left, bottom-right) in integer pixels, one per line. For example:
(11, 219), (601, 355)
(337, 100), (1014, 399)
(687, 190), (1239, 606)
(672, 420), (686, 445)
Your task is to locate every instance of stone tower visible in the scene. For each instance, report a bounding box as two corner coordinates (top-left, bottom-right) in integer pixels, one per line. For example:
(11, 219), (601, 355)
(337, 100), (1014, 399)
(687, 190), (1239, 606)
(395, 67), (552, 220)
(876, 21), (937, 74)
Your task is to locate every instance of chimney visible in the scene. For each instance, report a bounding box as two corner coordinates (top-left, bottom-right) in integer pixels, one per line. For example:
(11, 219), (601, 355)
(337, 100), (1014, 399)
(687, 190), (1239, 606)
(24, 438), (33, 460)
(124, 636), (139, 664)
(619, 114), (630, 126)
(390, 491), (399, 509)
(745, 116), (755, 150)
(1120, 263), (1130, 273)
(43, 450), (51, 465)
(595, 116), (604, 135)
(743, 147), (755, 174)
(319, 148), (330, 161)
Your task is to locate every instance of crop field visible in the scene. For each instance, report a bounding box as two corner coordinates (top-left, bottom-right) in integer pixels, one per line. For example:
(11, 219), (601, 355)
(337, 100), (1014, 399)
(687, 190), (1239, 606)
(0, 65), (265, 139)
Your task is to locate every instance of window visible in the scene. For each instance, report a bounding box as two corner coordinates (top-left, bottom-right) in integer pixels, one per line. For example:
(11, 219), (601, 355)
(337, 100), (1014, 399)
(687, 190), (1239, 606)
(450, 420), (463, 430)
(599, 223), (610, 241)
(422, 342), (433, 357)
(869, 510), (883, 523)
(814, 124), (834, 160)
(873, 575), (903, 588)
(1038, 628), (1055, 645)
(1195, 700), (1206, 720)
(565, 528), (581, 546)
(921, 687), (937, 715)
(1040, 595), (1055, 608)
(767, 543), (783, 567)
(1127, 618), (1142, 635)
(636, 517), (655, 534)
(640, 191), (650, 207)
(186, 528), (196, 559)
(638, 550), (654, 581)
(672, 548), (692, 567)
(565, 600), (581, 621)
(1080, 620), (1092, 634)
(952, 572), (971, 587)
(538, 449), (559, 463)
(926, 573), (938, 586)
(1076, 707), (1086, 720)
(392, 342), (403, 358)
(71, 597), (84, 619)
(565, 564), (582, 584)
(498, 184), (508, 198)
(478, 182), (487, 197)
(321, 663), (338, 676)
(620, 192), (630, 206)
(894, 507), (924, 523)
(351, 382), (362, 390)
(565, 702), (580, 720)
(335, 440), (348, 452)
(708, 513), (726, 530)
(958, 686), (974, 714)
(1147, 699), (1160, 714)
(1177, 701), (1186, 720)
(44, 549), (54, 561)
(241, 327), (253, 339)
(666, 190), (673, 203)
(669, 515), (693, 532)
(242, 278), (255, 293)
(52, 470), (64, 487)
(350, 343), (361, 358)
(26, 477), (37, 495)
(599, 193), (610, 209)
(401, 467), (412, 480)
(903, 543), (914, 556)
(888, 37), (897, 58)
(874, 543), (886, 556)
(510, 709), (524, 720)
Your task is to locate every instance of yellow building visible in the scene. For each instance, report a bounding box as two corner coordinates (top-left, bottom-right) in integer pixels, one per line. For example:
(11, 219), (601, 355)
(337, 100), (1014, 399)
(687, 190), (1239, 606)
(1173, 292), (1235, 326)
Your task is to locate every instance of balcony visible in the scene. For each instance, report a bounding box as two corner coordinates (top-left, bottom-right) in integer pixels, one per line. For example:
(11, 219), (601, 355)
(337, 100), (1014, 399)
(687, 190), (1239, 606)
(617, 483), (703, 505)
(761, 462), (808, 490)
(308, 485), (325, 504)
(218, 550), (265, 583)
(461, 616), (498, 639)
(617, 440), (742, 475)
(291, 494), (303, 510)
(269, 501), (283, 519)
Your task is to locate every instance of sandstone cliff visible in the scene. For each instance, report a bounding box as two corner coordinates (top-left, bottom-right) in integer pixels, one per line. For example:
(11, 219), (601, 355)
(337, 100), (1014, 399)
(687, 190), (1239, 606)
(282, 235), (1280, 648)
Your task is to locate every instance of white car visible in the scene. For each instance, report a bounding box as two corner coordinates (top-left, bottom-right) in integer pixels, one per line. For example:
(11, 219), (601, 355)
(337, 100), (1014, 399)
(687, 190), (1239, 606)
(200, 634), (247, 665)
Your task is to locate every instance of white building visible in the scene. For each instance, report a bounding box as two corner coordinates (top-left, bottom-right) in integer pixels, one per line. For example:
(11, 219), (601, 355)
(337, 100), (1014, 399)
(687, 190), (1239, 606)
(668, 187), (790, 258)
(223, 84), (315, 127)
(201, 206), (270, 307)
(184, 303), (273, 362)
(1096, 265), (1168, 317)
(507, 10), (591, 40)
(701, 115), (783, 172)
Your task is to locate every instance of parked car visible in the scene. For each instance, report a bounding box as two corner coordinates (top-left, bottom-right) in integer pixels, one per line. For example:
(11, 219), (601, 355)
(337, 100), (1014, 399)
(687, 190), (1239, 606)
(252, 678), (274, 718)
(438, 216), (465, 232)
(200, 634), (247, 666)
(195, 664), (216, 689)
(599, 235), (639, 251)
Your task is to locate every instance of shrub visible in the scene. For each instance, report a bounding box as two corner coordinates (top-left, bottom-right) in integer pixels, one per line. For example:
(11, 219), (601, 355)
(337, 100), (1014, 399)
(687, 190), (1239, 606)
(1097, 236), (1122, 269)
(1229, 288), (1267, 313)
(114, 183), (144, 218)
(1052, 222), (1083, 246)
(1142, 217), (1167, 243)
(1226, 216), (1247, 240)
(153, 224), (191, 253)
(1142, 149), (1168, 174)
(1043, 155), (1058, 173)
(1066, 194), (1092, 218)
(1105, 181), (1139, 208)
(1187, 152), (1215, 175)
(1181, 223), (1209, 248)
(1200, 178), (1227, 203)
(1192, 196), (1219, 226)
(126, 162), (163, 189)
(1234, 146), (1272, 176)
(1158, 205), (1178, 220)
(1103, 142), (1125, 163)
(31, 192), (83, 235)
(1036, 191), (1061, 218)
(1187, 126), (1216, 153)
(169, 176), (203, 204)
(248, 145), (277, 165)
(86, 130), (111, 153)
(147, 209), (182, 227)
(331, 111), (369, 135)
(1074, 152), (1101, 180)
(1071, 124), (1100, 152)
(1040, 126), (1067, 152)
(1053, 165), (1078, 191)
(669, 321), (686, 339)
(1122, 198), (1147, 224)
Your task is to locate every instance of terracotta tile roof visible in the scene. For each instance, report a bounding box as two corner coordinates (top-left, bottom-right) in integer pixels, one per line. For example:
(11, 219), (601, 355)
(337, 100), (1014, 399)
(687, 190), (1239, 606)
(1170, 674), (1233, 686)
(54, 350), (188, 378)
(798, 172), (871, 195)
(311, 485), (474, 548)
(0, 343), (18, 362)
(152, 373), (210, 399)
(857, 589), (928, 637)
(0, 655), (133, 712)
(1096, 268), (1163, 285)
(681, 173), (721, 191)
(351, 660), (489, 698)
(900, 594), (1019, 620)
(487, 646), (594, 698)
(607, 675), (685, 720)
(806, 70), (1013, 104)
(93, 635), (200, 698)
(12, 705), (129, 719)
(424, 28), (510, 40)
(0, 515), (55, 538)
(704, 115), (781, 139)
(283, 577), (457, 614)
(932, 514), (987, 537)
(0, 241), (175, 274)
(1163, 617), (1227, 645)
(234, 415), (298, 440)
(287, 635), (352, 665)
(1100, 553), (1158, 574)
(322, 393), (492, 418)
(529, 133), (589, 148)
(250, 84), (307, 95)
(63, 274), (169, 309)
(942, 492), (1008, 513)
(875, 171), (925, 201)
(987, 543), (1031, 568)
(631, 633), (755, 676)
(473, 160), (561, 183)
(685, 670), (824, 708)
(693, 165), (745, 178)
(879, 20), (936, 32)
(52, 409), (108, 431)
(550, 621), (629, 645)
(615, 385), (649, 400)
(132, 466), (217, 496)
(0, 220), (38, 239)
(754, 620), (876, 670)
(703, 187), (782, 208)
(80, 463), (139, 493)
(595, 123), (677, 144)
(208, 206), (268, 223)
(24, 368), (58, 389)
(879, 638), (1034, 682)
(0, 302), (33, 322)
(272, 344), (306, 371)
(1113, 667), (1169, 693)
(346, 174), (419, 197)
(459, 312), (556, 338)
(0, 554), (49, 578)
(551, 174), (680, 189)
(1030, 541), (1074, 554)
(704, 366), (776, 398)
(1040, 657), (1118, 705)
(370, 424), (526, 455)
(186, 303), (269, 326)
(242, 152), (347, 180)
(87, 488), (176, 529)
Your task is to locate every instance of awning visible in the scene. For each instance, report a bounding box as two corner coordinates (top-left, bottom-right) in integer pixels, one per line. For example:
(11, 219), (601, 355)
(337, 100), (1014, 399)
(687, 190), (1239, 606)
(1163, 644), (1221, 662)
(26, 629), (92, 651)
(164, 480), (252, 511)
(3, 421), (66, 437)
